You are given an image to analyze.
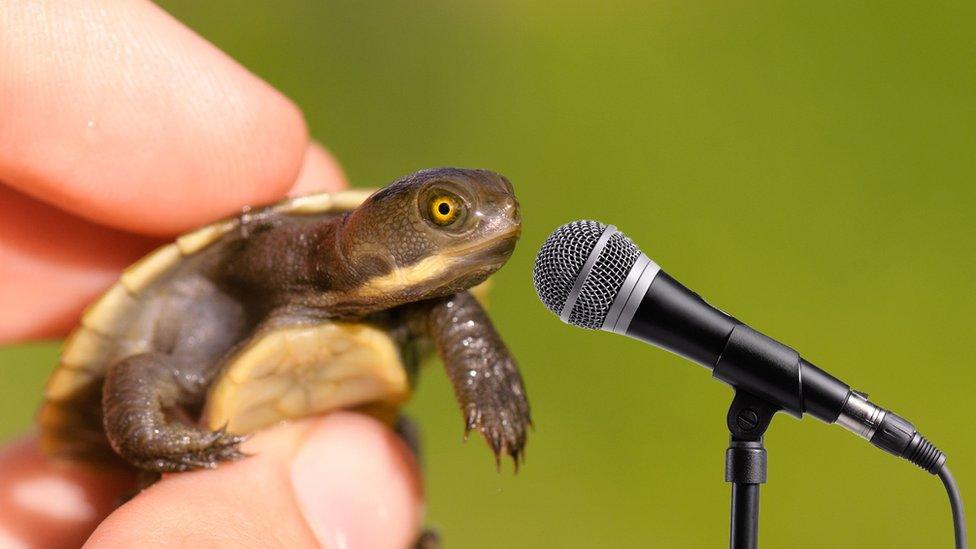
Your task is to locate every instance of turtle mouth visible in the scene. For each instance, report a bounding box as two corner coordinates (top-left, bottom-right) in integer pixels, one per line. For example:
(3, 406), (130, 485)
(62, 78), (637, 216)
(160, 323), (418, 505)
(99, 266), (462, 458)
(427, 228), (519, 294)
(445, 227), (520, 264)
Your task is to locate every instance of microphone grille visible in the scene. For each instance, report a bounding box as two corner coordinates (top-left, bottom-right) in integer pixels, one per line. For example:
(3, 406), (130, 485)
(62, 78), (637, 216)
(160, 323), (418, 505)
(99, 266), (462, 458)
(533, 220), (643, 329)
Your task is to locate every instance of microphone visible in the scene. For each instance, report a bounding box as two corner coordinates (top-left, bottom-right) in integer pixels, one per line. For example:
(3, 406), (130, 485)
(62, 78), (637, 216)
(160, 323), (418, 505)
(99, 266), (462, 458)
(532, 220), (947, 473)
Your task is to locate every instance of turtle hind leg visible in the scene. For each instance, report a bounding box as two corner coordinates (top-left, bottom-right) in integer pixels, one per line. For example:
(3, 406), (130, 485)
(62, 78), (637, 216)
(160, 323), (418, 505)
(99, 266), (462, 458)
(102, 352), (247, 472)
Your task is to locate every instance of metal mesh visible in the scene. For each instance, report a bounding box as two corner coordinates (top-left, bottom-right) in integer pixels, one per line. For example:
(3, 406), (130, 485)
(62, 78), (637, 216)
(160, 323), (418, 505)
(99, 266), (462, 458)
(532, 220), (643, 329)
(532, 220), (606, 316)
(567, 231), (641, 329)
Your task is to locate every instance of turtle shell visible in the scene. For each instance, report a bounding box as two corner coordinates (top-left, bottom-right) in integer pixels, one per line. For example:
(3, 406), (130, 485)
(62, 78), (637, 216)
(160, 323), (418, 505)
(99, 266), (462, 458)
(38, 188), (489, 460)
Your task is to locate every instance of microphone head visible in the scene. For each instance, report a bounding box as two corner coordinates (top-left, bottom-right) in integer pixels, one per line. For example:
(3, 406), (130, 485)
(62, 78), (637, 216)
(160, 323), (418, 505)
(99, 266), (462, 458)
(532, 220), (644, 329)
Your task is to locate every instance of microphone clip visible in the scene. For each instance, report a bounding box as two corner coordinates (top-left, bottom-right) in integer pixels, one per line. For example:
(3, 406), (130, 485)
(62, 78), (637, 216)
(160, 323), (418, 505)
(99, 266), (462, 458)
(726, 390), (780, 442)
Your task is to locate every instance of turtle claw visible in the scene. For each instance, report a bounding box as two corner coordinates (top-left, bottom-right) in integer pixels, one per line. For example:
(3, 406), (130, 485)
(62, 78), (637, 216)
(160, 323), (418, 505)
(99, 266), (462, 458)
(464, 402), (529, 472)
(125, 427), (250, 473)
(215, 432), (249, 448)
(203, 425), (248, 447)
(162, 438), (248, 472)
(457, 355), (531, 470)
(177, 456), (219, 470)
(190, 429), (249, 466)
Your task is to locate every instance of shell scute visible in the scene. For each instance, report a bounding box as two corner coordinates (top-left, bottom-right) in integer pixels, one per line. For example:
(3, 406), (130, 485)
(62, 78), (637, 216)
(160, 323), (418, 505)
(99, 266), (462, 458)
(176, 220), (237, 255)
(120, 244), (181, 293)
(45, 367), (97, 401)
(60, 328), (112, 371)
(273, 192), (332, 215)
(80, 284), (141, 337)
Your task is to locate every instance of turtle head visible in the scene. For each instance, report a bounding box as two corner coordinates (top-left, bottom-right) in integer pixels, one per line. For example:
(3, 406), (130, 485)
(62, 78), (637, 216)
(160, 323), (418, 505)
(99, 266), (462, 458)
(337, 168), (521, 305)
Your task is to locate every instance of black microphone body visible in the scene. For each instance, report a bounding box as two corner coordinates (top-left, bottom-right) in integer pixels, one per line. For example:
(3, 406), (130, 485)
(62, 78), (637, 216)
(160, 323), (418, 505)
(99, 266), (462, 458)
(632, 271), (849, 424)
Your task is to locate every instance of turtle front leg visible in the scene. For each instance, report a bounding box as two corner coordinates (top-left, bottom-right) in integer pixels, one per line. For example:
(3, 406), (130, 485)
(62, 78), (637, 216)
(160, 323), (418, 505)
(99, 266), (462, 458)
(412, 291), (531, 466)
(102, 353), (246, 472)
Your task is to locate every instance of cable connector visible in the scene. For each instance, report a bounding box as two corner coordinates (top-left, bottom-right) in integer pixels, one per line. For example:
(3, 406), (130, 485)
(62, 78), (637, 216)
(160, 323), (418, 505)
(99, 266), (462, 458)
(869, 411), (947, 474)
(836, 391), (964, 547)
(836, 390), (947, 474)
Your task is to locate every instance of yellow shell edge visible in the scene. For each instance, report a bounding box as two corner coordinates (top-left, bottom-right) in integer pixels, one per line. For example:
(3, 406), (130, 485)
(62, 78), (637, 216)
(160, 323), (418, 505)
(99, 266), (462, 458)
(80, 284), (140, 336)
(44, 366), (96, 401)
(273, 188), (375, 216)
(120, 244), (181, 294)
(330, 189), (375, 211)
(59, 327), (111, 371)
(273, 193), (333, 215)
(176, 220), (237, 255)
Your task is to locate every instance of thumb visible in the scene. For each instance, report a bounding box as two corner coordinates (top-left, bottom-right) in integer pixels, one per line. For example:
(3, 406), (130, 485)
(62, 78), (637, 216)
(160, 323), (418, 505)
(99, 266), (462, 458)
(86, 413), (424, 548)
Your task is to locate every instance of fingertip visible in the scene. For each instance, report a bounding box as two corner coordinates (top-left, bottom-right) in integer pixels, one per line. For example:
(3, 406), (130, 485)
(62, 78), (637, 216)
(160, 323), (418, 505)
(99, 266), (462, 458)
(291, 413), (424, 549)
(87, 421), (312, 548)
(87, 414), (423, 548)
(0, 1), (310, 236)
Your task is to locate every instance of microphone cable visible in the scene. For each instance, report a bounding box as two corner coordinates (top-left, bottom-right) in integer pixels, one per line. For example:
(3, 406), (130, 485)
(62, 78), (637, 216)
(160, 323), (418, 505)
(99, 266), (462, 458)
(939, 465), (967, 549)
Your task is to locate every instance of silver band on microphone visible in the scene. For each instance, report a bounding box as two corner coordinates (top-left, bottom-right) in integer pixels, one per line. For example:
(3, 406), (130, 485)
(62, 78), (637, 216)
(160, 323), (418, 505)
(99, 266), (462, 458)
(602, 253), (661, 334)
(835, 391), (887, 440)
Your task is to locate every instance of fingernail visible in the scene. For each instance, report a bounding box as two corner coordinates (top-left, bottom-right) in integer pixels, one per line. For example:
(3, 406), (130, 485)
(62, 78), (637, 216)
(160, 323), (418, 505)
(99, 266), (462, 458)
(291, 413), (423, 548)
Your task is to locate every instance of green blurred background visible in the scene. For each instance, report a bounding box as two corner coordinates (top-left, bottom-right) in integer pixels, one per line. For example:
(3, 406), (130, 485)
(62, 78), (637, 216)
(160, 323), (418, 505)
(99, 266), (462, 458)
(3, 1), (974, 546)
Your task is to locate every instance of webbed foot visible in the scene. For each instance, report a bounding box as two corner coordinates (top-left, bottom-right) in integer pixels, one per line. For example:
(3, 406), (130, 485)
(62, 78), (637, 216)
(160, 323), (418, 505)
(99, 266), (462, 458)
(461, 354), (531, 469)
(125, 425), (248, 473)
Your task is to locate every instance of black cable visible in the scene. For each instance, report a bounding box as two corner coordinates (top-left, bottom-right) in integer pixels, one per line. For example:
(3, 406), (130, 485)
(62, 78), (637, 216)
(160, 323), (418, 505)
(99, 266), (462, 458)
(938, 465), (967, 549)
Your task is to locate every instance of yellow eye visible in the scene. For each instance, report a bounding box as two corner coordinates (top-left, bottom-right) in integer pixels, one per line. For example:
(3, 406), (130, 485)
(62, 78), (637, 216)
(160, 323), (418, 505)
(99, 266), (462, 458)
(428, 194), (461, 225)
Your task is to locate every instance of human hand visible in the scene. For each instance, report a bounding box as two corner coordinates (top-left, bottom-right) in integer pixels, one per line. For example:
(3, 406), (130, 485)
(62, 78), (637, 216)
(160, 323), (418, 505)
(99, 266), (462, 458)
(0, 2), (422, 547)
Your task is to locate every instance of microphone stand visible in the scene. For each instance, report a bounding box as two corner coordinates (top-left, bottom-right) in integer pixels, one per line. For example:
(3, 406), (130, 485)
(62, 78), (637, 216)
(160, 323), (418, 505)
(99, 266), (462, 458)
(725, 391), (779, 549)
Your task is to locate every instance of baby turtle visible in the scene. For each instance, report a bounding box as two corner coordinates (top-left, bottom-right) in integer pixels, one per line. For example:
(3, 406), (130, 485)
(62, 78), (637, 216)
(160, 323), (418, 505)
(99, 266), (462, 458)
(38, 168), (530, 477)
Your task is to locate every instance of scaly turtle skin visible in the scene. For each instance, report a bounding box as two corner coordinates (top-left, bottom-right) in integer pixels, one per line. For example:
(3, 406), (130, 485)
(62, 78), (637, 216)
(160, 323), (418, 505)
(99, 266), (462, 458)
(38, 167), (530, 476)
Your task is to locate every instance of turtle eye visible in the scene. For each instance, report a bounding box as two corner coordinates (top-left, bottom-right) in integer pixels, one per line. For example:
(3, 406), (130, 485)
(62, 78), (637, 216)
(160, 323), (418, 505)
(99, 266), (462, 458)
(428, 193), (462, 226)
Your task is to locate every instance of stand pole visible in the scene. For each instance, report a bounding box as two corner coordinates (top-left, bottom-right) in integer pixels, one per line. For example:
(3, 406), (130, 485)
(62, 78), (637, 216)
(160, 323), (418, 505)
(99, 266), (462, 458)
(727, 438), (766, 549)
(724, 391), (775, 549)
(730, 483), (759, 547)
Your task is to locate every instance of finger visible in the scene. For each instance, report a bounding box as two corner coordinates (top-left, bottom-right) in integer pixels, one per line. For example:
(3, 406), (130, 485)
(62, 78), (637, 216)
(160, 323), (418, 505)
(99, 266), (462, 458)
(0, 139), (347, 343)
(0, 0), (308, 236)
(0, 438), (134, 549)
(0, 139), (345, 343)
(0, 185), (161, 343)
(289, 142), (348, 196)
(87, 413), (423, 548)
